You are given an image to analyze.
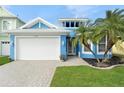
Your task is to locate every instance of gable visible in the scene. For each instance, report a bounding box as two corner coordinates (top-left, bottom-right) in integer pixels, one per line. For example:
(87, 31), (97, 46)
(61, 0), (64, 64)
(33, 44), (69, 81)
(31, 22), (49, 29)
(20, 17), (58, 29)
(0, 7), (16, 17)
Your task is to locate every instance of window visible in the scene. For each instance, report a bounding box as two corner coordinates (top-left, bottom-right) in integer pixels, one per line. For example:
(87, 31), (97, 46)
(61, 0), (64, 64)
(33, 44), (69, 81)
(66, 22), (69, 27)
(2, 41), (10, 44)
(2, 21), (11, 30)
(84, 45), (91, 52)
(75, 22), (79, 27)
(83, 40), (92, 53)
(98, 36), (106, 52)
(71, 21), (74, 27)
(79, 22), (84, 26)
(62, 22), (65, 27)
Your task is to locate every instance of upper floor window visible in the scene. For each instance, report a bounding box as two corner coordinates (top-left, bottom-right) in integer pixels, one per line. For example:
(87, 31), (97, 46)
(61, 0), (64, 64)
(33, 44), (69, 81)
(62, 21), (84, 27)
(2, 20), (12, 30)
(66, 22), (69, 27)
(75, 22), (79, 27)
(62, 22), (65, 27)
(84, 45), (91, 52)
(71, 21), (74, 27)
(79, 22), (84, 26)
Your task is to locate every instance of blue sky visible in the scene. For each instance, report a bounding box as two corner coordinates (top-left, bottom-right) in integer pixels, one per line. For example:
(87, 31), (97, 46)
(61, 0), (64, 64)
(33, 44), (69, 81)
(3, 5), (124, 24)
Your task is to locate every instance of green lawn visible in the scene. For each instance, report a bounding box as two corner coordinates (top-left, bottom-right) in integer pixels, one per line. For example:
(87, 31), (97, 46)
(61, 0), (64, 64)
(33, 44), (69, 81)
(0, 56), (10, 65)
(51, 66), (124, 87)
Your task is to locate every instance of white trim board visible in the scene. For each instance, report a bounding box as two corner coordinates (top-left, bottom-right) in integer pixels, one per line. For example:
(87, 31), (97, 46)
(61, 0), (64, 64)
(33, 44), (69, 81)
(97, 36), (107, 54)
(20, 17), (58, 29)
(82, 42), (93, 54)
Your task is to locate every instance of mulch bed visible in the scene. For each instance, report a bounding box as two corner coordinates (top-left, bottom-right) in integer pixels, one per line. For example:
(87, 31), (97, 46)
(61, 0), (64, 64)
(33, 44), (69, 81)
(83, 56), (124, 67)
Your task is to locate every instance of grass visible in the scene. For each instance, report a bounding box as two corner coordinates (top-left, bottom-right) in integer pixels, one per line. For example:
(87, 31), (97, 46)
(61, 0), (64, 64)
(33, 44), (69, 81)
(0, 56), (10, 65)
(50, 66), (124, 87)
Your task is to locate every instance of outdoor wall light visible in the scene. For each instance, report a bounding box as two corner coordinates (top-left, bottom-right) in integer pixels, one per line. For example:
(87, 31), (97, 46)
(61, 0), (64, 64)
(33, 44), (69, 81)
(62, 41), (64, 46)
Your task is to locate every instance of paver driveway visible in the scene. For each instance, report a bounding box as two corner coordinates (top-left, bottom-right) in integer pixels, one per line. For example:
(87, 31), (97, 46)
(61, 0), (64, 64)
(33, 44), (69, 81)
(0, 60), (57, 87)
(0, 57), (87, 87)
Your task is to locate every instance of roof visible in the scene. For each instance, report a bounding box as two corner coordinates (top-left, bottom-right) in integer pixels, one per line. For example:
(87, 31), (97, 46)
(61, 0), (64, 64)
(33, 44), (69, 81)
(20, 17), (58, 29)
(58, 18), (89, 21)
(0, 6), (25, 24)
(0, 6), (16, 17)
(1, 29), (71, 36)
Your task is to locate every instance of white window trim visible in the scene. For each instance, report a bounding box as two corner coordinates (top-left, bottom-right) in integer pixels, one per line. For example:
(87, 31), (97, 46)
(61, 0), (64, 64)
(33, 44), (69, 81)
(2, 20), (12, 31)
(72, 21), (76, 27)
(69, 21), (71, 27)
(82, 41), (93, 54)
(62, 22), (65, 27)
(97, 36), (108, 54)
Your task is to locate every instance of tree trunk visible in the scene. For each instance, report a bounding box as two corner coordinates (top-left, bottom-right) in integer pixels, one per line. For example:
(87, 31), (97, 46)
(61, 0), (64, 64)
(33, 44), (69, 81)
(101, 58), (109, 63)
(103, 40), (114, 63)
(83, 42), (101, 63)
(104, 40), (114, 57)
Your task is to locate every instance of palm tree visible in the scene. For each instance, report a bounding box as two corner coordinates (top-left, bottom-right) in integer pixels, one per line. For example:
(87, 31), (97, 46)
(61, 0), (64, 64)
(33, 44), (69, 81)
(72, 21), (101, 62)
(72, 9), (124, 63)
(93, 9), (124, 59)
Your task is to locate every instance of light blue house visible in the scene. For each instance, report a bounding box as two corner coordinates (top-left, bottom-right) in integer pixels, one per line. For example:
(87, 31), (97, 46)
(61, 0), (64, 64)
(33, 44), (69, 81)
(4, 17), (112, 61)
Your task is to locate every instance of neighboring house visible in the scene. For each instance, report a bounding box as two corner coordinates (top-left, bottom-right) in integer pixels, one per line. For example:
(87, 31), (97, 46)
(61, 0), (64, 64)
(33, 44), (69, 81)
(4, 17), (112, 61)
(0, 7), (25, 56)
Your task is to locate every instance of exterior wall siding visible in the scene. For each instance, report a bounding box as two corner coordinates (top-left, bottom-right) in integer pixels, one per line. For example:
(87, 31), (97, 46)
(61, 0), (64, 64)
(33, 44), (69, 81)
(0, 18), (2, 31)
(60, 35), (67, 60)
(10, 34), (15, 60)
(79, 43), (112, 59)
(0, 18), (24, 56)
(31, 23), (39, 29)
(1, 18), (17, 30)
(16, 19), (25, 28)
(31, 22), (49, 29)
(39, 22), (49, 29)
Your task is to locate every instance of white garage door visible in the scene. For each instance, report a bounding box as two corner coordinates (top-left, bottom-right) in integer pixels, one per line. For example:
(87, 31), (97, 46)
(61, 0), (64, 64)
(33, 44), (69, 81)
(1, 41), (10, 56)
(15, 37), (60, 60)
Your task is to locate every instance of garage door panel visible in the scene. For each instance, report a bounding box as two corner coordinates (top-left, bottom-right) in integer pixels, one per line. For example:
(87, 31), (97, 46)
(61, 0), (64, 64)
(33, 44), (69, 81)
(1, 41), (10, 56)
(16, 37), (60, 60)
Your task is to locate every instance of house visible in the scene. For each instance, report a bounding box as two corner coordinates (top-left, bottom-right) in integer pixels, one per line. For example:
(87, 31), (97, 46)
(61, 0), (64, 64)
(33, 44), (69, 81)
(3, 16), (112, 61)
(0, 7), (25, 56)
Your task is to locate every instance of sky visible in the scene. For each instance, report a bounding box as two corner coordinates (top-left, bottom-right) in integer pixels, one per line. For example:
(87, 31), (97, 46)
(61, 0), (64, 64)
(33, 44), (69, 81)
(3, 5), (124, 25)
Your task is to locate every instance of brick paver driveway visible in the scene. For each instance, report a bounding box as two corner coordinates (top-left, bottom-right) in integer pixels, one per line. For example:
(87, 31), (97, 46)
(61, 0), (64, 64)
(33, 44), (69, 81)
(0, 57), (87, 87)
(0, 60), (58, 87)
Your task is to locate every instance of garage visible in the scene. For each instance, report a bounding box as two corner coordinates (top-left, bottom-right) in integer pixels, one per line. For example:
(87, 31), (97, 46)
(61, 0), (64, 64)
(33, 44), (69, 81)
(15, 36), (60, 60)
(1, 41), (10, 56)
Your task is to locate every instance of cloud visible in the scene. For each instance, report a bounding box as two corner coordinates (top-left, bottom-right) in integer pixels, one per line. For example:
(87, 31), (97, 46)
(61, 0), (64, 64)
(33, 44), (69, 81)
(65, 5), (100, 18)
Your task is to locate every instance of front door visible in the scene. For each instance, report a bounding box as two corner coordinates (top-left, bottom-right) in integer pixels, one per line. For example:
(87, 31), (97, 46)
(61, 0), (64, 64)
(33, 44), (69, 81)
(67, 37), (76, 55)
